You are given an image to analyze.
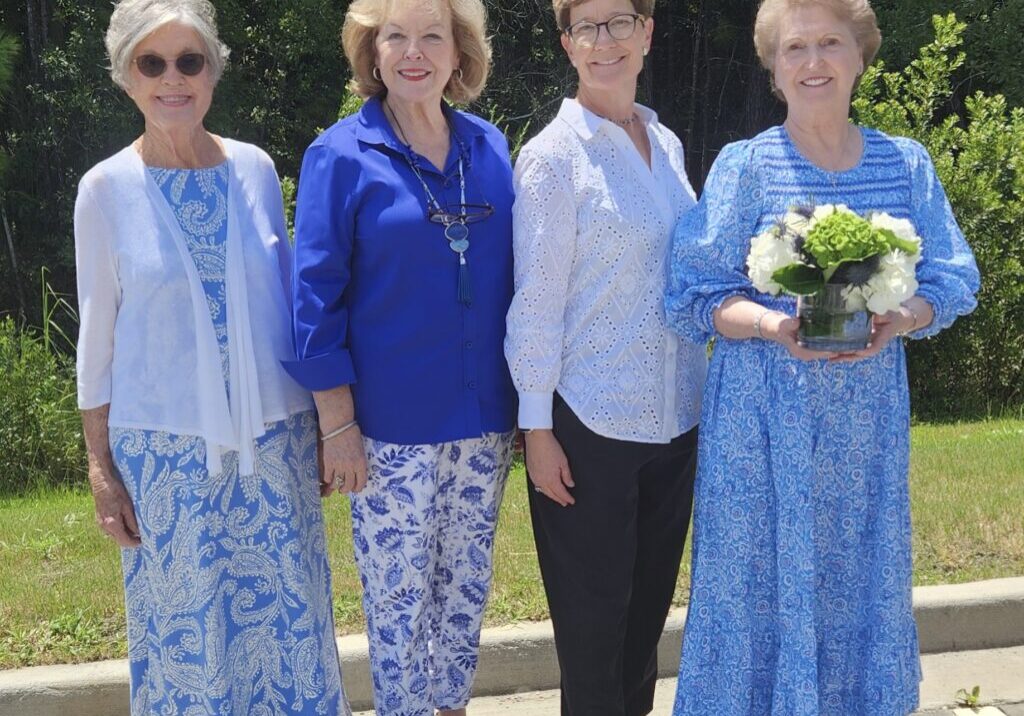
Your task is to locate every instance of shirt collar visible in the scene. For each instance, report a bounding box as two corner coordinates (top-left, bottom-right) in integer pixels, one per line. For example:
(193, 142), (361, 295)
(352, 95), (488, 153)
(555, 97), (659, 141)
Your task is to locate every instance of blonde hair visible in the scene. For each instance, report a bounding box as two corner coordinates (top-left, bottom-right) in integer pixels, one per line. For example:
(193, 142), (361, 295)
(754, 0), (881, 74)
(551, 0), (655, 31)
(342, 0), (491, 104)
(105, 0), (230, 91)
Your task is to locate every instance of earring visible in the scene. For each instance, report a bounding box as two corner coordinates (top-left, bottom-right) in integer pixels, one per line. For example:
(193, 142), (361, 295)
(643, 47), (649, 56)
(453, 67), (464, 81)
(372, 67), (382, 81)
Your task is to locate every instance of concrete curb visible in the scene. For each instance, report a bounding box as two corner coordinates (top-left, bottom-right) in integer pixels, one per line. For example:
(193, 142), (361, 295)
(2, 577), (1023, 714)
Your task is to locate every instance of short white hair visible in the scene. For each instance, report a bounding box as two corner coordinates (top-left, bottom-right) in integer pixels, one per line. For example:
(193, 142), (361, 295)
(105, 0), (230, 90)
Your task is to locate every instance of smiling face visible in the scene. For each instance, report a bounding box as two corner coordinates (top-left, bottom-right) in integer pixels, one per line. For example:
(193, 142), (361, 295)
(773, 3), (863, 110)
(375, 0), (459, 107)
(127, 22), (214, 132)
(561, 0), (652, 97)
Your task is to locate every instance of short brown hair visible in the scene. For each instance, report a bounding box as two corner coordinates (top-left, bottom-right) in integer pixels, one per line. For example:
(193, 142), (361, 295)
(342, 0), (492, 104)
(754, 0), (881, 73)
(552, 0), (656, 32)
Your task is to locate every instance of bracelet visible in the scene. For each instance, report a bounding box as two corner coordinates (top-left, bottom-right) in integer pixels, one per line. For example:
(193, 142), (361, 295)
(753, 309), (774, 340)
(897, 305), (920, 337)
(320, 419), (358, 443)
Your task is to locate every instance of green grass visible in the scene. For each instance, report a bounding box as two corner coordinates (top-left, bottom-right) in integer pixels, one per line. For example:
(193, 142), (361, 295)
(1, 418), (1021, 669)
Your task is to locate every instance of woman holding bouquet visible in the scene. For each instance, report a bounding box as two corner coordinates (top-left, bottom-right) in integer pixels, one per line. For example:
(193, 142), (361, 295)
(666, 0), (979, 714)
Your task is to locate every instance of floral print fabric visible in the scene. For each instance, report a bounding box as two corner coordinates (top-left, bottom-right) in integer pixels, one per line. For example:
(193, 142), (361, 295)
(109, 166), (349, 716)
(666, 128), (979, 716)
(351, 432), (514, 715)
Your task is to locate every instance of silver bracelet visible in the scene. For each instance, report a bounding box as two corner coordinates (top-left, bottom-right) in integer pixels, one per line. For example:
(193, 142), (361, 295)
(897, 305), (920, 338)
(320, 419), (358, 443)
(754, 309), (774, 340)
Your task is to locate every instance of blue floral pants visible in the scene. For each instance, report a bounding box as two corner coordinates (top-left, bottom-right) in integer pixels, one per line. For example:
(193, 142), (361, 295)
(351, 432), (514, 715)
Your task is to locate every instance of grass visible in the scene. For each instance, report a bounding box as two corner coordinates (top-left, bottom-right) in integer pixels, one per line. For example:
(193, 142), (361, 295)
(1, 417), (1021, 670)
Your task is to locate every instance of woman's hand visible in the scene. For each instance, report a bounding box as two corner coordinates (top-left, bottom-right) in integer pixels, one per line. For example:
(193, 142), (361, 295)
(524, 430), (575, 507)
(761, 312), (837, 361)
(320, 425), (368, 496)
(81, 405), (139, 547)
(89, 463), (140, 548)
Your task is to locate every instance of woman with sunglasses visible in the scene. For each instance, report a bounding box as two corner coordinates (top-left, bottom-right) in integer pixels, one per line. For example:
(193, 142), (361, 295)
(284, 0), (516, 713)
(74, 1), (350, 714)
(504, 0), (706, 714)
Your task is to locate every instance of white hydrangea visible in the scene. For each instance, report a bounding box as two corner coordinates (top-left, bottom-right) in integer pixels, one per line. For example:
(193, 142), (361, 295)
(841, 284), (868, 311)
(863, 251), (920, 314)
(747, 229), (801, 295)
(869, 212), (920, 250)
(779, 210), (810, 237)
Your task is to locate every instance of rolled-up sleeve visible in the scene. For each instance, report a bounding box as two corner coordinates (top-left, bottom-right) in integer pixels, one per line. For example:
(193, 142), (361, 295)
(665, 140), (762, 345)
(74, 181), (121, 409)
(282, 143), (358, 390)
(901, 139), (980, 338)
(504, 149), (578, 430)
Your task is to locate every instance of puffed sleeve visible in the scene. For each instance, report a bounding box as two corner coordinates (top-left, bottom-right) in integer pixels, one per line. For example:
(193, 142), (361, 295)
(281, 142), (358, 390)
(665, 140), (763, 344)
(74, 180), (121, 409)
(899, 138), (980, 338)
(504, 146), (578, 430)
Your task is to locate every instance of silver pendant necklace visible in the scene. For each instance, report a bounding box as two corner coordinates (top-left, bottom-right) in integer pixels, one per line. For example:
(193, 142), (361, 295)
(385, 100), (474, 305)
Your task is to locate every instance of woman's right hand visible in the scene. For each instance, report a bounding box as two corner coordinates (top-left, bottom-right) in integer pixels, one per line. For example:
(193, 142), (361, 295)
(89, 465), (141, 548)
(524, 430), (575, 507)
(761, 312), (837, 362)
(320, 425), (368, 496)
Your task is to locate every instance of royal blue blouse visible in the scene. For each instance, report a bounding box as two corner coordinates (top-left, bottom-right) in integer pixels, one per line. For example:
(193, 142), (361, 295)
(284, 96), (517, 445)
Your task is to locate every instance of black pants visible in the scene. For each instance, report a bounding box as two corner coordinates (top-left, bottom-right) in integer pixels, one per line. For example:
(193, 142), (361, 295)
(527, 395), (698, 716)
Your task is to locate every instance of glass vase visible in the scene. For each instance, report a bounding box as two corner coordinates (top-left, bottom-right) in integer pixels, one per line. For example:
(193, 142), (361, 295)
(796, 283), (872, 352)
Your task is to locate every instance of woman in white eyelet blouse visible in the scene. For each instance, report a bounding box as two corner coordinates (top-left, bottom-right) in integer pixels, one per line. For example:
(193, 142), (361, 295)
(503, 0), (707, 713)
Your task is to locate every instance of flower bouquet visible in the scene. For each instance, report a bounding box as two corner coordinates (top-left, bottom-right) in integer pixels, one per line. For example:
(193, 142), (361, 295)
(746, 204), (923, 351)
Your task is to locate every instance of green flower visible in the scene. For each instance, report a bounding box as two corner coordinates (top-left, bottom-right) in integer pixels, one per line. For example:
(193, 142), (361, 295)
(804, 209), (891, 271)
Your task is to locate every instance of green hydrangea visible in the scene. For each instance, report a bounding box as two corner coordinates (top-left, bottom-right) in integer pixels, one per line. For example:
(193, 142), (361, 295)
(804, 211), (890, 270)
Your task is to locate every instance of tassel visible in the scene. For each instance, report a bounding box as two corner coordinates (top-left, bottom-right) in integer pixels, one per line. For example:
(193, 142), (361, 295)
(458, 254), (472, 306)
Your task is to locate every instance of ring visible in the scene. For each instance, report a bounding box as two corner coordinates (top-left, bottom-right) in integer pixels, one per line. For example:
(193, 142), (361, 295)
(338, 474), (347, 487)
(534, 487), (544, 493)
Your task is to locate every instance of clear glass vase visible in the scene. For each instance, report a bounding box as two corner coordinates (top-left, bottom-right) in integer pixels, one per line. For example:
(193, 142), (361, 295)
(796, 283), (872, 352)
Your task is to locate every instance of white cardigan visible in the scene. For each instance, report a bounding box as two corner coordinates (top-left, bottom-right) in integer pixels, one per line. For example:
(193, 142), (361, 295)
(75, 139), (313, 476)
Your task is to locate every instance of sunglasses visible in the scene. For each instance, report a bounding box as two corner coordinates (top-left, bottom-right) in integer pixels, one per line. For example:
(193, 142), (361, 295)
(133, 53), (206, 78)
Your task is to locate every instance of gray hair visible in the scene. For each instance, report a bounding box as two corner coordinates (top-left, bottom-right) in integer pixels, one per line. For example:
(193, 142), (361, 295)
(105, 0), (230, 90)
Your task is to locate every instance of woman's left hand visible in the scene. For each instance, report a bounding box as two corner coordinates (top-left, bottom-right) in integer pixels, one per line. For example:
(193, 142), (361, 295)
(831, 309), (915, 363)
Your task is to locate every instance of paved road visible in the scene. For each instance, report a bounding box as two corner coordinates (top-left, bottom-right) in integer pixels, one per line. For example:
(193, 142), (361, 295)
(354, 646), (1024, 715)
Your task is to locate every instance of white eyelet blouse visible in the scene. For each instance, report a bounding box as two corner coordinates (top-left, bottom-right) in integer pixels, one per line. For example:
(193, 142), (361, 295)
(505, 99), (707, 444)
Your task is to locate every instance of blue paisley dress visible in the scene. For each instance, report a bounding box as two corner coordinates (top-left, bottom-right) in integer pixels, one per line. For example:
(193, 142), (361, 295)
(665, 127), (979, 716)
(109, 165), (350, 716)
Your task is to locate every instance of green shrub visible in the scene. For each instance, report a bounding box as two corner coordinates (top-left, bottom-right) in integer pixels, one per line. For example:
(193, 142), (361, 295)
(0, 317), (85, 494)
(853, 14), (1024, 419)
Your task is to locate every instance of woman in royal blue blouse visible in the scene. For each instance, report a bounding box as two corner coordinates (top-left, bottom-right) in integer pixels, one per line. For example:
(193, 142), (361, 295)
(284, 0), (515, 714)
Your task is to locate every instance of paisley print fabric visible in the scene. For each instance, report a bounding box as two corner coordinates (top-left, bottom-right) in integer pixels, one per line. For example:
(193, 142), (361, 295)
(108, 166), (350, 716)
(351, 432), (515, 715)
(665, 128), (979, 716)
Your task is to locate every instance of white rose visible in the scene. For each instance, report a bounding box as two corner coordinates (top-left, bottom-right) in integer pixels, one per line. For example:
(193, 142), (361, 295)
(747, 230), (800, 295)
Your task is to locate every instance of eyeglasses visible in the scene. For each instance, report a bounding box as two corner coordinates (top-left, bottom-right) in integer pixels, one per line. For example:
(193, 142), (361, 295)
(564, 13), (644, 48)
(133, 53), (207, 78)
(428, 203), (495, 226)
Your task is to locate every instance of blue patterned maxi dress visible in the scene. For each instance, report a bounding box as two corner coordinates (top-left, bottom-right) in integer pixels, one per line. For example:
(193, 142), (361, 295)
(665, 127), (979, 716)
(109, 165), (350, 716)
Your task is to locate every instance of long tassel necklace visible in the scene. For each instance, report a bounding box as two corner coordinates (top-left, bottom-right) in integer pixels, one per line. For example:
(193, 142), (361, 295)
(385, 100), (473, 306)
